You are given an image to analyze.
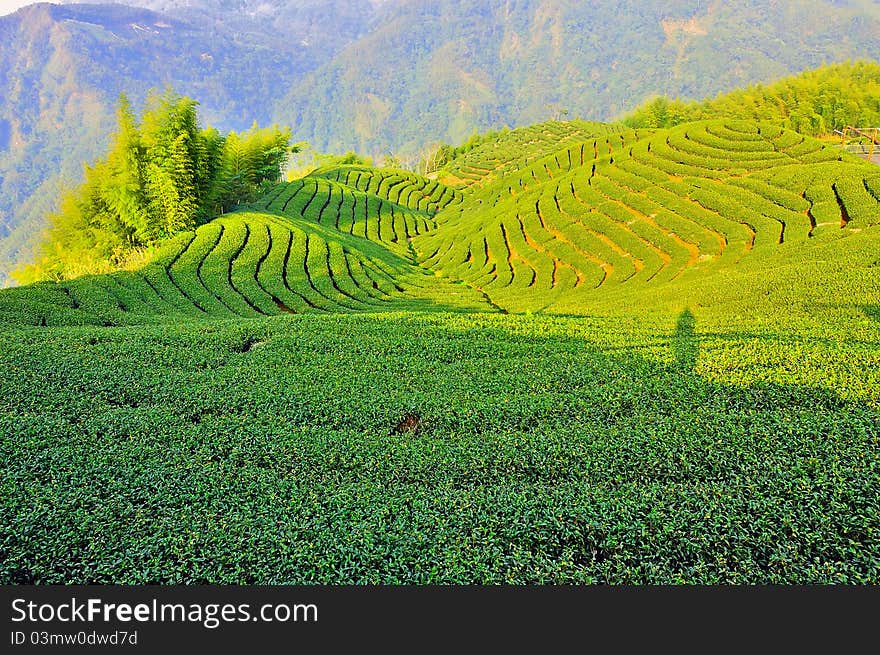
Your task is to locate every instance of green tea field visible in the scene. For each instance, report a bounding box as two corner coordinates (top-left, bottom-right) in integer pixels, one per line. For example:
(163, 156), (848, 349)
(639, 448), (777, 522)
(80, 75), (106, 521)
(1, 119), (878, 583)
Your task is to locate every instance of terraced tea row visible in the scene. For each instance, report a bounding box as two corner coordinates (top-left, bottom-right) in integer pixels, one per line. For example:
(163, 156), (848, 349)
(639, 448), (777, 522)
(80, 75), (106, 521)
(415, 120), (880, 313)
(465, 130), (649, 210)
(253, 166), (465, 255)
(439, 120), (626, 188)
(0, 212), (491, 326)
(1, 119), (878, 324)
(311, 165), (464, 214)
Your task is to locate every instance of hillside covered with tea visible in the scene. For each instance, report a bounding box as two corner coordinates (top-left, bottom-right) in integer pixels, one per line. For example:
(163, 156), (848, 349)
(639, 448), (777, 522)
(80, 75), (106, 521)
(1, 67), (879, 584)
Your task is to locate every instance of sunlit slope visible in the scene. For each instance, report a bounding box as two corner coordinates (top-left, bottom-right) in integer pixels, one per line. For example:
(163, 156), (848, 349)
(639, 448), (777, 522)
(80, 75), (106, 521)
(414, 119), (880, 313)
(0, 209), (492, 326)
(2, 118), (879, 326)
(438, 120), (628, 188)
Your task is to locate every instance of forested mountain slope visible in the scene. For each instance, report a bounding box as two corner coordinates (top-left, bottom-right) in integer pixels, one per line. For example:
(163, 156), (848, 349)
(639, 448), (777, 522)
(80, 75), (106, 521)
(282, 0), (880, 155)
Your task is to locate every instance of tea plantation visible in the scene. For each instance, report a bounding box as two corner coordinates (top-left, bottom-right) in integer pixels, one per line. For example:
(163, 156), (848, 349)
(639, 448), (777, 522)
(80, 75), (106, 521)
(1, 119), (878, 583)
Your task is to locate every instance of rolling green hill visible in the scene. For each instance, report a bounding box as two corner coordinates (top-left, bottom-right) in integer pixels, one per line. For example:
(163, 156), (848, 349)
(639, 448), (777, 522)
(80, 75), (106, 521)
(2, 114), (879, 584)
(3, 118), (877, 326)
(623, 61), (880, 134)
(418, 120), (880, 313)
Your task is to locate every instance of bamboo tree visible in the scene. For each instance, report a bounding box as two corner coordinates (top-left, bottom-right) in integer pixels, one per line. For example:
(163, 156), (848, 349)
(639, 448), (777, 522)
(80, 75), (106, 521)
(19, 89), (295, 282)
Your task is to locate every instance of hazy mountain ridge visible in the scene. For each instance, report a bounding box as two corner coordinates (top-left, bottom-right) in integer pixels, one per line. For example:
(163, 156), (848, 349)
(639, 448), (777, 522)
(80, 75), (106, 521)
(285, 0), (880, 156)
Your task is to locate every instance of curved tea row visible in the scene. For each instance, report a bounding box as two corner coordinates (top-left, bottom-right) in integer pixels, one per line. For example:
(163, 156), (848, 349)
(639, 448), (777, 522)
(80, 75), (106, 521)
(413, 120), (880, 312)
(0, 211), (491, 326)
(2, 119), (878, 323)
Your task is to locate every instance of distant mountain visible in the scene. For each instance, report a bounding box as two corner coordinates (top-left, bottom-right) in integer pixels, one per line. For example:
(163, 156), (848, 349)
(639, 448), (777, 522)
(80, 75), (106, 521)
(2, 0), (880, 284)
(281, 0), (880, 157)
(57, 0), (386, 51)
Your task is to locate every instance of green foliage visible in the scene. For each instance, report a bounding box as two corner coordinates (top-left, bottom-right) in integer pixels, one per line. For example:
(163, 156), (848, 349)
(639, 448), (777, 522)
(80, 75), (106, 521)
(0, 311), (878, 583)
(2, 110), (880, 584)
(422, 128), (511, 175)
(205, 123), (294, 216)
(623, 61), (880, 135)
(15, 91), (293, 284)
(318, 151), (374, 167)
